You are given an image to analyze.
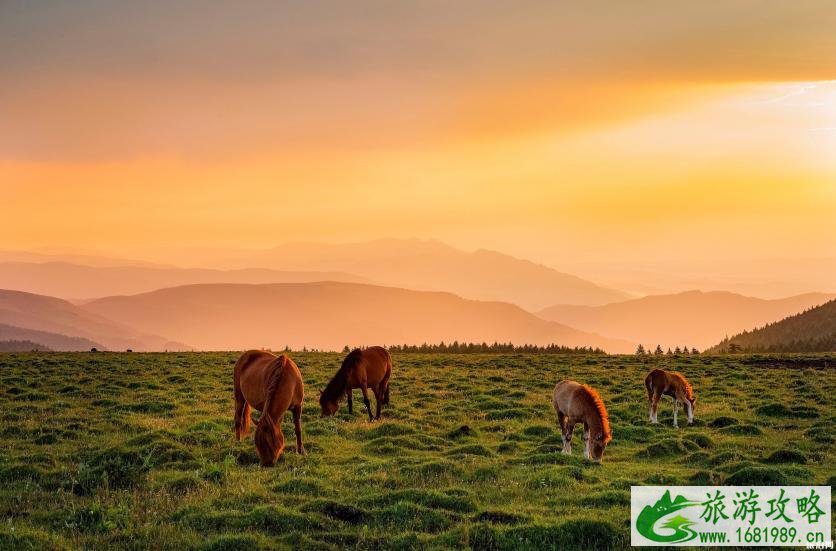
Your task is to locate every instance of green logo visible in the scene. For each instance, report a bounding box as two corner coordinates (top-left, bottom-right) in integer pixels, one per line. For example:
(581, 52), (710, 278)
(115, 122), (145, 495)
(637, 490), (700, 543)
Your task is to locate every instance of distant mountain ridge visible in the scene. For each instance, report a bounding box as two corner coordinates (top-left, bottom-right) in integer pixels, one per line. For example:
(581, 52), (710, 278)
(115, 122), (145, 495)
(0, 323), (101, 351)
(0, 290), (190, 351)
(0, 340), (52, 352)
(208, 239), (630, 310)
(708, 299), (836, 353)
(536, 290), (835, 351)
(0, 261), (371, 300)
(82, 281), (635, 352)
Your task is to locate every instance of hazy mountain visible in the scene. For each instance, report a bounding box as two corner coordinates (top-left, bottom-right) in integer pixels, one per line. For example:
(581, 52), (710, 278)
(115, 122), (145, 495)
(0, 249), (172, 269)
(82, 282), (635, 352)
(561, 257), (836, 300)
(0, 340), (52, 352)
(0, 261), (371, 300)
(536, 290), (835, 351)
(708, 299), (836, 353)
(0, 323), (101, 351)
(207, 239), (629, 310)
(0, 290), (189, 351)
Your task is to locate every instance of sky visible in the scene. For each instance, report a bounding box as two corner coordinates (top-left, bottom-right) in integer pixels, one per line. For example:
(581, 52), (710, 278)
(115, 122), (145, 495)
(1, 1), (835, 288)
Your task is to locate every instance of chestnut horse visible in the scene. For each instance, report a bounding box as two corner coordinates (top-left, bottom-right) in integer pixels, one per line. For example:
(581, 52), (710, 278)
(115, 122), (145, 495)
(645, 368), (696, 427)
(552, 380), (612, 463)
(320, 346), (392, 422)
(234, 350), (306, 466)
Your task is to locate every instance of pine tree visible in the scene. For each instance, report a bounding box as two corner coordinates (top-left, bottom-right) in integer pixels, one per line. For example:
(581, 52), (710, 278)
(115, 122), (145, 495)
(636, 344), (646, 355)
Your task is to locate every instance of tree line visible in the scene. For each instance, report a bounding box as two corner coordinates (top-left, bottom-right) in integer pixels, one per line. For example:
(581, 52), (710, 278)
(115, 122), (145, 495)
(635, 344), (699, 355)
(342, 342), (606, 354)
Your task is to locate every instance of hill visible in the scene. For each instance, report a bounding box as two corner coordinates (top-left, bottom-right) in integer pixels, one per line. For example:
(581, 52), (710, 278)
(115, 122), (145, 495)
(82, 282), (634, 352)
(536, 290), (835, 351)
(208, 239), (629, 310)
(709, 299), (836, 353)
(0, 340), (52, 352)
(0, 323), (101, 351)
(0, 249), (171, 268)
(0, 290), (189, 351)
(0, 261), (370, 300)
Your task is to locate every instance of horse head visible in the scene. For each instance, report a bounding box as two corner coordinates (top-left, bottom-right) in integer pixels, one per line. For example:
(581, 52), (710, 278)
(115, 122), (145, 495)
(254, 413), (282, 466)
(319, 389), (339, 417)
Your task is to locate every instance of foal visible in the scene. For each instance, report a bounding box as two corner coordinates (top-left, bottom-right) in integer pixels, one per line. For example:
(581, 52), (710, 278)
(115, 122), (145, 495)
(234, 350), (306, 466)
(645, 368), (696, 427)
(552, 380), (612, 463)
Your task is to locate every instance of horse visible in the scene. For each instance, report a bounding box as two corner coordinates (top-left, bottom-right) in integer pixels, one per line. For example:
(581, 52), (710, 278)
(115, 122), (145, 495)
(552, 380), (612, 463)
(645, 368), (696, 427)
(233, 350), (306, 466)
(320, 346), (392, 422)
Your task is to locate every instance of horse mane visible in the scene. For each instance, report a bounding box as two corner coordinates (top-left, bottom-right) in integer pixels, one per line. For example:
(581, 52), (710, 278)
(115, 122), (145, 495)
(322, 349), (359, 403)
(674, 372), (694, 400)
(265, 355), (289, 401)
(260, 354), (290, 418)
(580, 384), (611, 442)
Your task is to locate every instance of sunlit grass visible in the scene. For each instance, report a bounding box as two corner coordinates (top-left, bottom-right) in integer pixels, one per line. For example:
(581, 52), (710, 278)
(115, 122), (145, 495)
(0, 352), (833, 549)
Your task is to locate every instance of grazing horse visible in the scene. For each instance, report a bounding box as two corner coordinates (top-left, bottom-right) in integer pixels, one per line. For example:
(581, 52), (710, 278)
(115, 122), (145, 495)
(645, 368), (696, 427)
(552, 380), (612, 463)
(233, 350), (306, 466)
(320, 346), (392, 422)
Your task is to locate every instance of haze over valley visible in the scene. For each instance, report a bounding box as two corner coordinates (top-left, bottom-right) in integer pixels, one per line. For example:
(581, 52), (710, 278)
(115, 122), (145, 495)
(0, 240), (832, 353)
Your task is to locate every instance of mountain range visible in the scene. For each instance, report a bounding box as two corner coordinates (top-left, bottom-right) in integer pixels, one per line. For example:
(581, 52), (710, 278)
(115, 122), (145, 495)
(708, 299), (836, 353)
(81, 282), (634, 352)
(0, 261), (370, 300)
(0, 240), (831, 354)
(536, 290), (835, 351)
(198, 239), (631, 310)
(0, 290), (188, 351)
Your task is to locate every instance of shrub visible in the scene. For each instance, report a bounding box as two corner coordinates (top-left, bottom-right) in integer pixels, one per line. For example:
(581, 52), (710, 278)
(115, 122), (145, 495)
(708, 416), (738, 428)
(763, 449), (807, 464)
(726, 467), (787, 485)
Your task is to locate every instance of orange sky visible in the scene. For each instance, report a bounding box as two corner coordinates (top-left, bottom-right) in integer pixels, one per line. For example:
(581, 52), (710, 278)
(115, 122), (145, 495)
(1, 1), (834, 281)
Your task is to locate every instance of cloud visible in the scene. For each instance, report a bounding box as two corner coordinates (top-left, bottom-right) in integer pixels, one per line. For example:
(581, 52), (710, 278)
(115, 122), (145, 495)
(1, 1), (835, 160)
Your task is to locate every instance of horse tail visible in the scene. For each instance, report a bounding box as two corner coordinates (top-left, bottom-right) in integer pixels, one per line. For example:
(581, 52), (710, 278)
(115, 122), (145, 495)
(383, 351), (392, 405)
(233, 354), (252, 440)
(644, 371), (653, 400)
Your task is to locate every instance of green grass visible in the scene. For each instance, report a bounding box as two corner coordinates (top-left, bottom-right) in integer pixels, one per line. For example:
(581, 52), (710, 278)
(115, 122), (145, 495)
(0, 352), (833, 549)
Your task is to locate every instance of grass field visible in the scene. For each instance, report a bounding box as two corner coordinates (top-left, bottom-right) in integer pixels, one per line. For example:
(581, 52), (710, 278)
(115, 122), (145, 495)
(0, 352), (833, 550)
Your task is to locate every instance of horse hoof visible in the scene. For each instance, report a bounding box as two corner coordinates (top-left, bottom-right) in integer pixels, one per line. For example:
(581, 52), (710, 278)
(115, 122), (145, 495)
(297, 447), (307, 456)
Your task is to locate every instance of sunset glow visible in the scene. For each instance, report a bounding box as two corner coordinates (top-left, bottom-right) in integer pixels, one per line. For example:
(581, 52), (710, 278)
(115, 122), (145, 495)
(1, 2), (834, 292)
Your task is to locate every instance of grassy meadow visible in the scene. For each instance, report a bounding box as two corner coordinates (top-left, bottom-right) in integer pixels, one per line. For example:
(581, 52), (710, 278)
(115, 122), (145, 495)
(0, 352), (833, 550)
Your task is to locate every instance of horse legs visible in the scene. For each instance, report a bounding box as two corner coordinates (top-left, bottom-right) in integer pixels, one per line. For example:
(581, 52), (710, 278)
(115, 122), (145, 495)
(583, 422), (591, 459)
(292, 405), (306, 455)
(563, 422), (575, 455)
(234, 385), (251, 441)
(360, 383), (373, 422)
(672, 399), (679, 427)
(372, 386), (383, 420)
(557, 411), (568, 453)
(650, 392), (661, 424)
(346, 390), (353, 414)
(648, 392), (655, 423)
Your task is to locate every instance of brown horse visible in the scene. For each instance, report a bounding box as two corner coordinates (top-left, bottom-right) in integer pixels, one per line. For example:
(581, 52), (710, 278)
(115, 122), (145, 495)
(320, 346), (392, 422)
(234, 350), (306, 466)
(552, 380), (612, 463)
(645, 368), (696, 427)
